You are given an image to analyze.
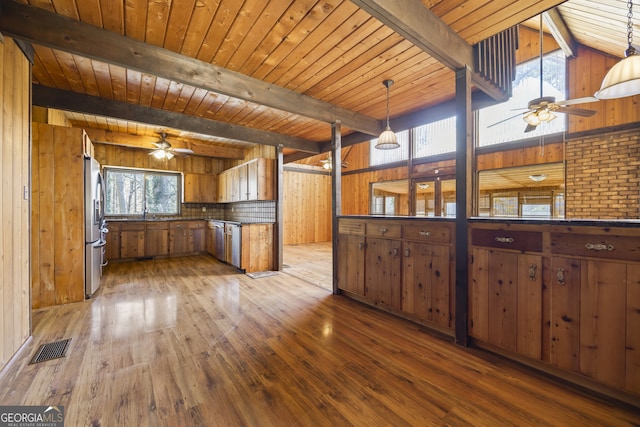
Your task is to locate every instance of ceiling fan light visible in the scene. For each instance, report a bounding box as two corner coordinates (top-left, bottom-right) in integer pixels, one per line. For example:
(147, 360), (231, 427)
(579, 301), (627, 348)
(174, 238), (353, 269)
(594, 52), (640, 99)
(375, 127), (400, 150)
(523, 111), (541, 126)
(537, 109), (551, 121)
(152, 150), (166, 159)
(165, 151), (174, 160)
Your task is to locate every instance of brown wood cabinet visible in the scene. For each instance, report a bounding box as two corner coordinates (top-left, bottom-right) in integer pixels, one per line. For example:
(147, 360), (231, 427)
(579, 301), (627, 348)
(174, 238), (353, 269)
(336, 220), (365, 296)
(217, 158), (274, 203)
(240, 223), (274, 273)
(402, 222), (454, 330)
(337, 217), (456, 334)
(169, 222), (190, 255)
(120, 223), (146, 259)
(183, 173), (217, 203)
(469, 222), (640, 400)
(104, 222), (121, 262)
(548, 231), (640, 395)
(145, 221), (169, 257)
(190, 221), (206, 253)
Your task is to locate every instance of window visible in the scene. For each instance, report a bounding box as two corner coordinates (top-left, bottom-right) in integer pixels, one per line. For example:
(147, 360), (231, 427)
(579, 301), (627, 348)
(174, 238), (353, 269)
(477, 50), (567, 146)
(370, 180), (408, 215)
(413, 116), (456, 158)
(370, 130), (409, 166)
(105, 167), (181, 217)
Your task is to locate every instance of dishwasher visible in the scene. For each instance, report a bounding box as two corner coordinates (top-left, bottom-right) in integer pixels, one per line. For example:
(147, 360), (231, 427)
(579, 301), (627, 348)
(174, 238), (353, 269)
(225, 223), (242, 269)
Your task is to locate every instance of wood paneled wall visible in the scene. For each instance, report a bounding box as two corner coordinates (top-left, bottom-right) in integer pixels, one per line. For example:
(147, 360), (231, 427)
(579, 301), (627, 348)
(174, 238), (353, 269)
(94, 143), (225, 175)
(283, 168), (331, 244)
(32, 125), (86, 308)
(1, 37), (31, 371)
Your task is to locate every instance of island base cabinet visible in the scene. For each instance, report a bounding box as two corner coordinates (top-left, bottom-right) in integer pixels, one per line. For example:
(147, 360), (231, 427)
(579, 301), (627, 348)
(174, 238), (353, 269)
(469, 247), (543, 360)
(336, 233), (365, 296)
(365, 237), (402, 311)
(550, 256), (639, 393)
(402, 241), (452, 330)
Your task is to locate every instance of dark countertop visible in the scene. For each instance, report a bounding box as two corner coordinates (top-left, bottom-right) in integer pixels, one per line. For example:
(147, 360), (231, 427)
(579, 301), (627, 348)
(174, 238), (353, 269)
(337, 215), (640, 227)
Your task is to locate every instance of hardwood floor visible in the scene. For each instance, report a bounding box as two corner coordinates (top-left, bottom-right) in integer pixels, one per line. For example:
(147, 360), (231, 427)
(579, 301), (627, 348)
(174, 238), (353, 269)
(1, 254), (639, 426)
(283, 241), (333, 291)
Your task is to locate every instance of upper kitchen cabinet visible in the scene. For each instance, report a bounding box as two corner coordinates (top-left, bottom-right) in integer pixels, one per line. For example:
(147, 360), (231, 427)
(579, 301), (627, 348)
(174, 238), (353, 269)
(184, 173), (217, 203)
(218, 158), (274, 203)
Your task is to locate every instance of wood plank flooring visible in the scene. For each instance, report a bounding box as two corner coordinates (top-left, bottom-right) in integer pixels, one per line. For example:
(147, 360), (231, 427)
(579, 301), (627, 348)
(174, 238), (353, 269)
(1, 254), (639, 426)
(283, 241), (333, 291)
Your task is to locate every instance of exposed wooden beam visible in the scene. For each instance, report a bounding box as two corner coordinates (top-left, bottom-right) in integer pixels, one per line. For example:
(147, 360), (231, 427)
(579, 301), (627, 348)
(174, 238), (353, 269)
(84, 129), (245, 160)
(283, 91), (500, 163)
(0, 0), (382, 136)
(33, 85), (321, 154)
(349, 0), (507, 101)
(543, 8), (576, 58)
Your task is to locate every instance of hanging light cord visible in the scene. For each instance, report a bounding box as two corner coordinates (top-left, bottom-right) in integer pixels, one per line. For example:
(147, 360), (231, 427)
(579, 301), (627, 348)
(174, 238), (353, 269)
(385, 83), (391, 129)
(627, 0), (635, 56)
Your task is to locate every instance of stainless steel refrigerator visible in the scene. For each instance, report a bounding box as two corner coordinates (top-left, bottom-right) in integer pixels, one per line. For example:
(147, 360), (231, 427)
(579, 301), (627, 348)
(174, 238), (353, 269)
(84, 157), (106, 298)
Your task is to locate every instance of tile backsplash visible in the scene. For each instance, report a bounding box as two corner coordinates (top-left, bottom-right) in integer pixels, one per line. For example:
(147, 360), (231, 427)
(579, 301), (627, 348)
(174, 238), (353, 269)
(182, 201), (275, 223)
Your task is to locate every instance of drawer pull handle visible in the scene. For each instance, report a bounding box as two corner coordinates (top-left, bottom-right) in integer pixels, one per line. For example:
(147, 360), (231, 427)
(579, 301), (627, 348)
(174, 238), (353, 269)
(556, 267), (566, 286)
(405, 248), (411, 257)
(380, 228), (388, 234)
(585, 243), (614, 251)
(419, 231), (431, 236)
(528, 264), (537, 281)
(392, 247), (399, 257)
(494, 236), (514, 243)
(358, 242), (363, 250)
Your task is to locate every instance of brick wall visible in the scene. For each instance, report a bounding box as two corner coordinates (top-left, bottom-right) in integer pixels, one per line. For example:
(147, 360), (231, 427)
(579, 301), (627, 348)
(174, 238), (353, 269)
(565, 128), (640, 219)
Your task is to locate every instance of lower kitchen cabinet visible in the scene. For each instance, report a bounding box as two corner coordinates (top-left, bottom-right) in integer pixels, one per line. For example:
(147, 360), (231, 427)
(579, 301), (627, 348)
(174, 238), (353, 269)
(190, 221), (206, 253)
(145, 222), (169, 257)
(549, 231), (640, 395)
(240, 223), (274, 273)
(336, 229), (365, 296)
(337, 217), (455, 335)
(104, 222), (120, 261)
(120, 223), (146, 259)
(170, 221), (206, 255)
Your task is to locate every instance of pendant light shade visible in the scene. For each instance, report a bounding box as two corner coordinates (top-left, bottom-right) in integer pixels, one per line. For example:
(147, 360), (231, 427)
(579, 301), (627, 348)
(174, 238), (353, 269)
(595, 1), (640, 99)
(375, 79), (400, 150)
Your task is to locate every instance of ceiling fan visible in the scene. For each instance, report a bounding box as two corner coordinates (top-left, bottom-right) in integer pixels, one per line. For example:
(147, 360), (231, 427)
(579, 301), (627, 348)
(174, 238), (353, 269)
(320, 146), (352, 170)
(149, 132), (194, 159)
(490, 15), (598, 133)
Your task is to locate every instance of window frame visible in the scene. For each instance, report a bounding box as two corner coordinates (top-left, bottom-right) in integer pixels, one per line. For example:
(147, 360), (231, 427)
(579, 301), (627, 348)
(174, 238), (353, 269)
(103, 166), (183, 218)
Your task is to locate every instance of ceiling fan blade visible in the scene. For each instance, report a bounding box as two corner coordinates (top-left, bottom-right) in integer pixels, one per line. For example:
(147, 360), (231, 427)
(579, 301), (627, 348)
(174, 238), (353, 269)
(557, 107), (597, 117)
(172, 148), (194, 154)
(487, 112), (527, 128)
(524, 124), (538, 133)
(556, 96), (599, 106)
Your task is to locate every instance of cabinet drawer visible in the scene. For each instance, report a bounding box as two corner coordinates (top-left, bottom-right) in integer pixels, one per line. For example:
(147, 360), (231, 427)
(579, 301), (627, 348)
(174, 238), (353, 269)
(146, 221), (168, 230)
(338, 220), (365, 235)
(403, 222), (451, 243)
(366, 223), (401, 238)
(170, 222), (189, 230)
(188, 221), (205, 229)
(120, 222), (145, 231)
(550, 233), (640, 262)
(471, 228), (542, 252)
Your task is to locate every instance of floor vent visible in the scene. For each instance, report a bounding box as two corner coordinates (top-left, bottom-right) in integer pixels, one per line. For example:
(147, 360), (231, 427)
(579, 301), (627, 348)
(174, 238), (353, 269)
(246, 271), (278, 279)
(30, 339), (71, 364)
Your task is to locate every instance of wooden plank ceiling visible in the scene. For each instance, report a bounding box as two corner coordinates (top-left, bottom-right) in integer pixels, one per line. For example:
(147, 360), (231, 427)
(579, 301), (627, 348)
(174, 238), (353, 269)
(1, 0), (630, 159)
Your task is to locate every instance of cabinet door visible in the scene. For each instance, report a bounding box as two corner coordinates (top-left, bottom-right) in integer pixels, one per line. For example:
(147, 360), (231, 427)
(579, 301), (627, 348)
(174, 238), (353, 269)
(120, 230), (145, 258)
(246, 160), (258, 200)
(190, 228), (205, 253)
(104, 228), (120, 261)
(146, 229), (169, 257)
(365, 237), (402, 310)
(237, 164), (248, 201)
(337, 233), (365, 296)
(471, 248), (542, 359)
(402, 241), (451, 329)
(627, 264), (640, 395)
(218, 172), (227, 202)
(184, 173), (217, 203)
(170, 224), (189, 255)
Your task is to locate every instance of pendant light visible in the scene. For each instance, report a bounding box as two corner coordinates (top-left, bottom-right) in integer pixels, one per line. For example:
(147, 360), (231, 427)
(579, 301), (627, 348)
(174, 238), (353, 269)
(375, 79), (400, 150)
(595, 0), (640, 99)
